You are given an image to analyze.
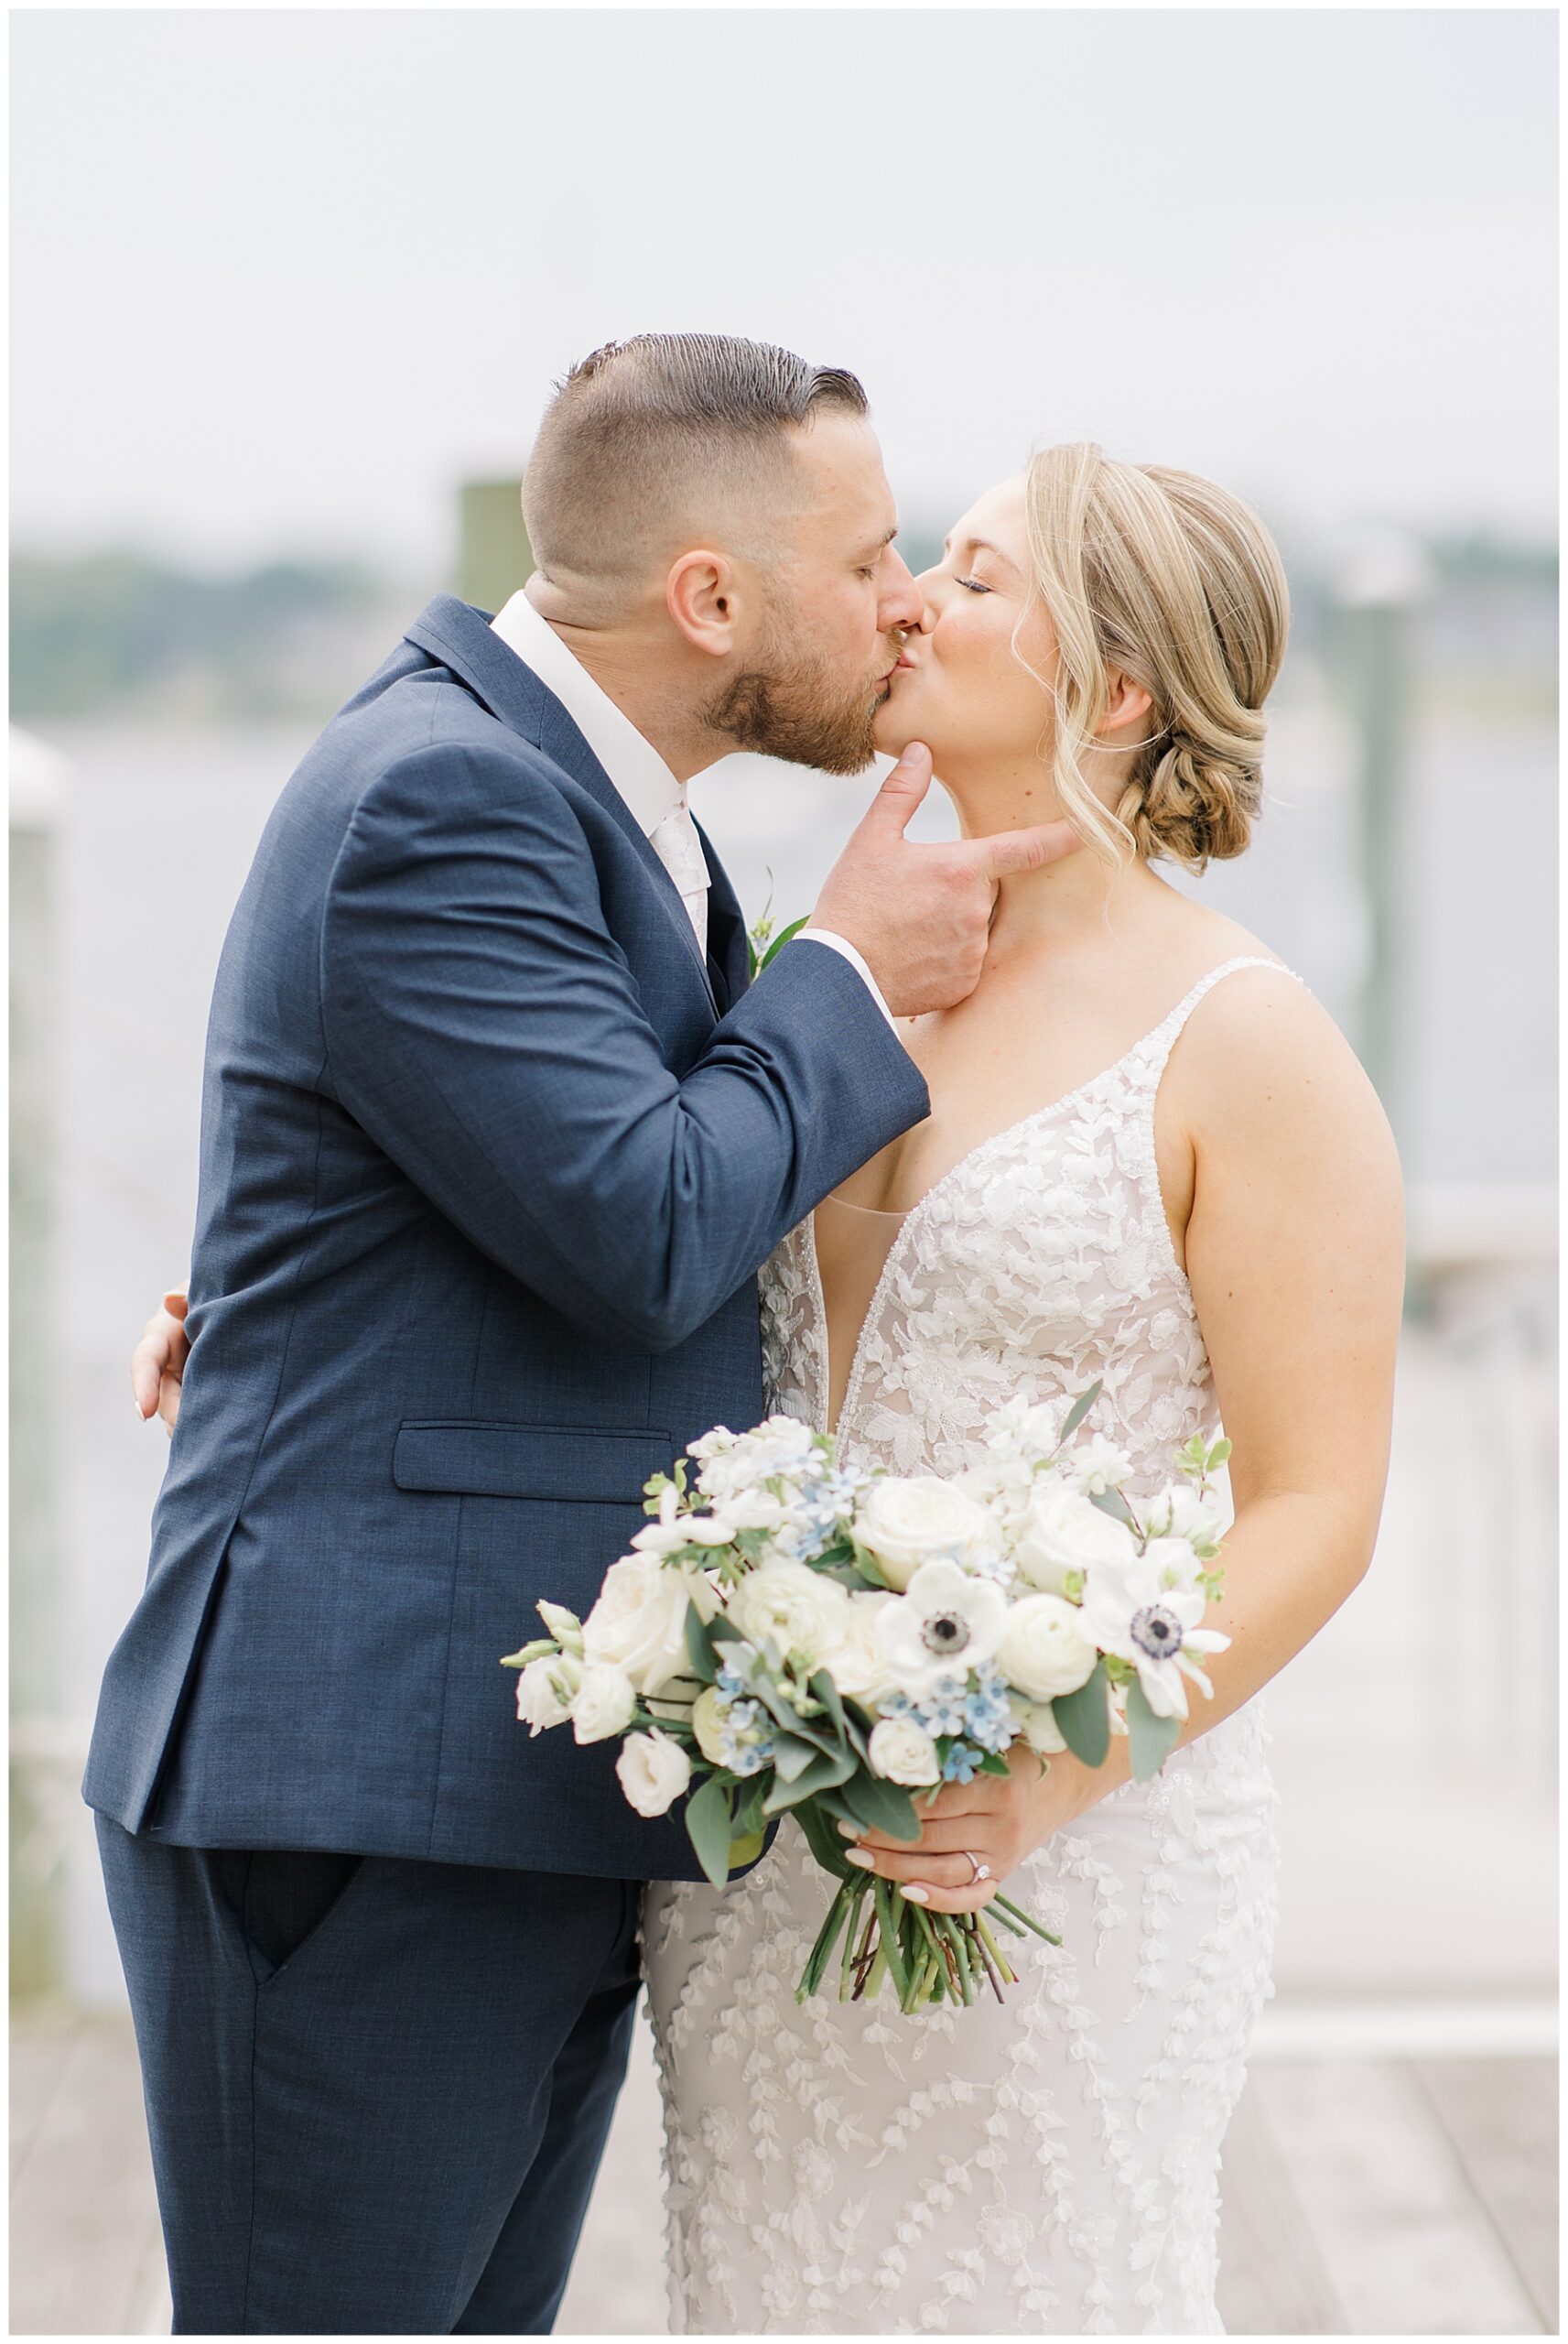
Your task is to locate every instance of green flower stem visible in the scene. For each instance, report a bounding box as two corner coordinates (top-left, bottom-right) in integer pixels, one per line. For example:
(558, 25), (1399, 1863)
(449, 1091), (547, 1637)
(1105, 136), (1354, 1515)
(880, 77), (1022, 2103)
(935, 1914), (975, 2007)
(839, 1887), (872, 2002)
(992, 1892), (1062, 1945)
(975, 1912), (1017, 1986)
(858, 1938), (890, 2004)
(797, 1883), (851, 2002)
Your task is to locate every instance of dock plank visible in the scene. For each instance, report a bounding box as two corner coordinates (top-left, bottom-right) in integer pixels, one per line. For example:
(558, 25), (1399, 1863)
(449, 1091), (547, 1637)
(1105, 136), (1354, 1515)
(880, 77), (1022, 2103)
(1217, 2075), (1350, 2334)
(9, 2013), (163, 2337)
(1250, 2058), (1545, 2334)
(1413, 2056), (1558, 2331)
(10, 2011), (81, 2187)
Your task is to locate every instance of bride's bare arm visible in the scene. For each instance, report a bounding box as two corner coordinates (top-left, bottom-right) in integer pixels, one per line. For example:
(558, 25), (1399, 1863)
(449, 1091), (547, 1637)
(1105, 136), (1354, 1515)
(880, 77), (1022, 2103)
(849, 968), (1405, 1911)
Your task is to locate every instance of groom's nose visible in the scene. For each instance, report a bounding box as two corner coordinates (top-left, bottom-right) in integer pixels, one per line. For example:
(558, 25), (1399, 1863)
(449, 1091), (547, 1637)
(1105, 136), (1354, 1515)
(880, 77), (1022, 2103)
(878, 548), (925, 636)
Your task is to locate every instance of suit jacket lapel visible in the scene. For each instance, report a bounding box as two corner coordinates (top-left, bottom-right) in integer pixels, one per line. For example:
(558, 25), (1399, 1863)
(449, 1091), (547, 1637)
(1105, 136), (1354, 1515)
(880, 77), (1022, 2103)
(697, 821), (752, 1012)
(404, 596), (719, 1014)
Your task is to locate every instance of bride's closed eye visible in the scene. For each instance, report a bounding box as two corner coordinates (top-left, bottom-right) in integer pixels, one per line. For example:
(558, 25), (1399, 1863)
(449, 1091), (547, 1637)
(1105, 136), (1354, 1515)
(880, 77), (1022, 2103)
(956, 576), (990, 594)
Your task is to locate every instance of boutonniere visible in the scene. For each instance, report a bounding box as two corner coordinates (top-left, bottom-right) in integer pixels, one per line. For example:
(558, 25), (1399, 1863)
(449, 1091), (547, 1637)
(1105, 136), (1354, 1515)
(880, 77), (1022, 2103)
(746, 879), (809, 980)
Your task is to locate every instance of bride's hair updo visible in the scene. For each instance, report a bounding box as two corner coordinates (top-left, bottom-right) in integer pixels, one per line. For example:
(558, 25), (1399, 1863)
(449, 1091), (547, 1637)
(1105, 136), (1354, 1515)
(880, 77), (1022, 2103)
(1020, 443), (1289, 872)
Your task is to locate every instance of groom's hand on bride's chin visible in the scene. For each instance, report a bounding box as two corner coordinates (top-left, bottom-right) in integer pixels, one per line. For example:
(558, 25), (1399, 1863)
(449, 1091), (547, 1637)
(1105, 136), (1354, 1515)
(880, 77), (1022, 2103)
(131, 1289), (190, 1435)
(811, 743), (1081, 1019)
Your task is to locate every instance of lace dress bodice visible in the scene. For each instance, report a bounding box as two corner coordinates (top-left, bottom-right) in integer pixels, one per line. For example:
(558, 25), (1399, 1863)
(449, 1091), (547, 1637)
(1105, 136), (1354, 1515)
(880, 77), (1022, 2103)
(763, 957), (1282, 1492)
(642, 959), (1293, 2335)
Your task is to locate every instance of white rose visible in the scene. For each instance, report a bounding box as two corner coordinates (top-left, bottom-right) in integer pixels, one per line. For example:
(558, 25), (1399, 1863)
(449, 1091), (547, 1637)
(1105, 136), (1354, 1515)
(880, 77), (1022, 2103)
(727, 1561), (849, 1669)
(616, 1729), (693, 1818)
(1009, 1693), (1068, 1755)
(853, 1477), (988, 1591)
(828, 1592), (900, 1705)
(1013, 1480), (1137, 1593)
(514, 1653), (580, 1734)
(689, 1686), (731, 1766)
(570, 1661), (637, 1743)
(997, 1593), (1099, 1703)
(868, 1715), (943, 1787)
(582, 1556), (717, 1698)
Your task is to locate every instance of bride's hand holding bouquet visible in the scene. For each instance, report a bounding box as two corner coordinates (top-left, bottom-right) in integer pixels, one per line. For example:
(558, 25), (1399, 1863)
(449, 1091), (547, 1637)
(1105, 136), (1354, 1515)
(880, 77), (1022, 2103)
(504, 1386), (1231, 2013)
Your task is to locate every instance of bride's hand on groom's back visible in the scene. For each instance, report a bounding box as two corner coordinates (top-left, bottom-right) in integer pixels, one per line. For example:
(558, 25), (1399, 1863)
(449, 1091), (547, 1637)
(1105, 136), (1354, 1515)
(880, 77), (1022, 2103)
(131, 1288), (189, 1435)
(811, 743), (1081, 1019)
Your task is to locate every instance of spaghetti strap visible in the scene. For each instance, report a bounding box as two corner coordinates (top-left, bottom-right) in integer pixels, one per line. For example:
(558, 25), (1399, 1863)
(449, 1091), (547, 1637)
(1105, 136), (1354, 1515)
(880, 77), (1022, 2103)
(1145, 954), (1303, 1075)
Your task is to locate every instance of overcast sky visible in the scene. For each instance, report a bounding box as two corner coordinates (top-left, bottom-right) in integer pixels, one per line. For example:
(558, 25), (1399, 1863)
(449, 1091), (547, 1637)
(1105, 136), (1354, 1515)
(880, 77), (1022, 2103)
(11, 7), (1557, 572)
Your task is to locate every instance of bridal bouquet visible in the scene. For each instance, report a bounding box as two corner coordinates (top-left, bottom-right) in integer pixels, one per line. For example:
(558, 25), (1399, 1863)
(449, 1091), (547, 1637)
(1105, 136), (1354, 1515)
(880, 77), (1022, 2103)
(503, 1385), (1231, 2013)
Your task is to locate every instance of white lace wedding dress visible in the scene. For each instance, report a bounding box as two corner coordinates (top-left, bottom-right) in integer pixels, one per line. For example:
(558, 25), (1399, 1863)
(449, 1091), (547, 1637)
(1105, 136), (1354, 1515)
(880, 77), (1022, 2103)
(642, 959), (1292, 2335)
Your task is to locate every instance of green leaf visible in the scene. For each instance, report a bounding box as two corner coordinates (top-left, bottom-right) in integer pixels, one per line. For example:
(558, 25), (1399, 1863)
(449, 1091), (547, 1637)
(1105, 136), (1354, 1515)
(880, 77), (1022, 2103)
(751, 1673), (842, 1756)
(760, 914), (810, 971)
(707, 1613), (745, 1645)
(683, 1606), (718, 1683)
(1125, 1677), (1182, 1780)
(762, 1744), (856, 1813)
(976, 1750), (1011, 1778)
(727, 1829), (765, 1872)
(808, 1670), (848, 1740)
(838, 1766), (923, 1844)
(1207, 1437), (1232, 1469)
(1052, 1661), (1111, 1769)
(795, 1796), (857, 1881)
(684, 1774), (736, 1889)
(1088, 1484), (1138, 1529)
(1059, 1380), (1104, 1444)
(773, 1733), (825, 1784)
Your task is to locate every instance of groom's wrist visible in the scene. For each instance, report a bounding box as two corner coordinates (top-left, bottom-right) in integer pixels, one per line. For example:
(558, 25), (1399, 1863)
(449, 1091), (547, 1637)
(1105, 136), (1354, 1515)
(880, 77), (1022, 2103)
(795, 928), (898, 1030)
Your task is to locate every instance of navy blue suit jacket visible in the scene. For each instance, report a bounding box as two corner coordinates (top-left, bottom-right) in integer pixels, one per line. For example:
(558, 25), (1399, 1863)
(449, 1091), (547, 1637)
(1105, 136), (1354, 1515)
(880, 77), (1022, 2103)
(83, 596), (929, 1878)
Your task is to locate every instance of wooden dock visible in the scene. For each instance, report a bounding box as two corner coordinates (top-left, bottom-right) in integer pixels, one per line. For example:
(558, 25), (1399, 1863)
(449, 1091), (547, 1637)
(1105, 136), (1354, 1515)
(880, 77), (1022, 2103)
(10, 2007), (1555, 2336)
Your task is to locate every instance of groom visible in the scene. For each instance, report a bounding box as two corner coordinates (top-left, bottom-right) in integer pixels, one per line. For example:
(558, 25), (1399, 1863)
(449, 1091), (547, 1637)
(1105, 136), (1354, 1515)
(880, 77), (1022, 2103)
(89, 334), (1076, 2334)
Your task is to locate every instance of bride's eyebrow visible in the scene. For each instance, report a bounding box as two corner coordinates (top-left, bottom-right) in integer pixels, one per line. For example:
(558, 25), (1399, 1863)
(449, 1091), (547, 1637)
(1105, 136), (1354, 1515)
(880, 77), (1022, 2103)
(946, 533), (1022, 574)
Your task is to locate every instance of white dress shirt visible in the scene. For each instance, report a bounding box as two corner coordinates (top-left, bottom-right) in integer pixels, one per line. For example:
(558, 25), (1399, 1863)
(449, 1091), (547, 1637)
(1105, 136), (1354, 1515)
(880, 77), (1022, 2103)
(489, 589), (893, 1022)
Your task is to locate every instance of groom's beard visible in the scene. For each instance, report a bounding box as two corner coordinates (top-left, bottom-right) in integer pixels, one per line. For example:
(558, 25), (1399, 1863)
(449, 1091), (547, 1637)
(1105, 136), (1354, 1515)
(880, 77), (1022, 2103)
(704, 624), (895, 776)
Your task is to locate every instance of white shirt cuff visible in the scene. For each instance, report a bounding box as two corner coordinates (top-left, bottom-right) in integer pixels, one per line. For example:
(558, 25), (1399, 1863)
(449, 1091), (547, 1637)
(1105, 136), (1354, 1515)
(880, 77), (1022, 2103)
(795, 928), (898, 1030)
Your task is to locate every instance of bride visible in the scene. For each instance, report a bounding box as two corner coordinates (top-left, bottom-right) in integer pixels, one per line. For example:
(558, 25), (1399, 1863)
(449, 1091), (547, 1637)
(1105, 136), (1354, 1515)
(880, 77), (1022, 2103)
(639, 443), (1403, 2334)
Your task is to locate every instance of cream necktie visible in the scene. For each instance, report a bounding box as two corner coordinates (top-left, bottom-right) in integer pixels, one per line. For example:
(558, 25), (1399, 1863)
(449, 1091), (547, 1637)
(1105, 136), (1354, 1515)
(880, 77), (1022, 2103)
(647, 800), (709, 958)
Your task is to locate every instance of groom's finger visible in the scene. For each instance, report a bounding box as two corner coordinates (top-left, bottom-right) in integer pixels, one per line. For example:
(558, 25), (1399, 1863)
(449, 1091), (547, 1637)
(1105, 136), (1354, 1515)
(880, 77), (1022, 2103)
(852, 742), (934, 841)
(967, 818), (1082, 882)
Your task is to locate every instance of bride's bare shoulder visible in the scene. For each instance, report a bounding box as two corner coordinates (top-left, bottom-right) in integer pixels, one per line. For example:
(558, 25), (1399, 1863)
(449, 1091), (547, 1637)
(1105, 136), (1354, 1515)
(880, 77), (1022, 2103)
(1170, 938), (1399, 1186)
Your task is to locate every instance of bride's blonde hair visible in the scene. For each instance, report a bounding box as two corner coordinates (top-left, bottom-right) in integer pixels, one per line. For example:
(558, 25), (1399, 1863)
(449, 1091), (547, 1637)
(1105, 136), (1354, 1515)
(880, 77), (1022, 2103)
(1018, 443), (1289, 872)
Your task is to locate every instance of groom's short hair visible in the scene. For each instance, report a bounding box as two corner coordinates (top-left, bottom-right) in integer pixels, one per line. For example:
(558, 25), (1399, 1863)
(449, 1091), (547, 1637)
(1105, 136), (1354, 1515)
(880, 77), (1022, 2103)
(523, 333), (868, 610)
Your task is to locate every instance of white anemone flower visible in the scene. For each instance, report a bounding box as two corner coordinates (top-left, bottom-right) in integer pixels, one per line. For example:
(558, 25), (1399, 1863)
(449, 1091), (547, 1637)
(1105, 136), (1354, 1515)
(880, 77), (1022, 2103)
(875, 1558), (1010, 1694)
(1076, 1556), (1229, 1720)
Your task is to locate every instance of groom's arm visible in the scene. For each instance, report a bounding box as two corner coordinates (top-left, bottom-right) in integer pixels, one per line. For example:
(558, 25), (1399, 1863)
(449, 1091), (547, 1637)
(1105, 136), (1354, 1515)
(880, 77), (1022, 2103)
(318, 741), (928, 1352)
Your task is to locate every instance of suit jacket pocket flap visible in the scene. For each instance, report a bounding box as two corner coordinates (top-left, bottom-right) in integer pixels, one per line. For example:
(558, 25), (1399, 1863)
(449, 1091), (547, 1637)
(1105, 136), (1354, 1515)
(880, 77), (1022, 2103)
(393, 1421), (674, 1503)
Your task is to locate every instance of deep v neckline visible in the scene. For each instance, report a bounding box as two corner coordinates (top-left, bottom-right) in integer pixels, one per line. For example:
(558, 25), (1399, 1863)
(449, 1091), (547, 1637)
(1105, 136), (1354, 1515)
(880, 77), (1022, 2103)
(808, 954), (1292, 1443)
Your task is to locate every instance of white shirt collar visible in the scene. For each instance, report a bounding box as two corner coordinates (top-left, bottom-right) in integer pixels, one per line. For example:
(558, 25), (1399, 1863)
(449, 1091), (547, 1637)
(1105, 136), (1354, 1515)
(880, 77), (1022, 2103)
(490, 589), (687, 839)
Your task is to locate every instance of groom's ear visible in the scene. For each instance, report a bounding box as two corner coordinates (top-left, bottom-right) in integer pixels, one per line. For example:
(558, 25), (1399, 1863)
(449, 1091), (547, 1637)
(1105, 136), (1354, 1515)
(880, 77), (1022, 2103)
(665, 549), (744, 657)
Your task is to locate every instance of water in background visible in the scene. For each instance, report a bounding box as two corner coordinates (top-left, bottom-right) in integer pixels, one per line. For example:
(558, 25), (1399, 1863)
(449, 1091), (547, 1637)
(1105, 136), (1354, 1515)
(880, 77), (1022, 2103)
(35, 685), (1557, 2006)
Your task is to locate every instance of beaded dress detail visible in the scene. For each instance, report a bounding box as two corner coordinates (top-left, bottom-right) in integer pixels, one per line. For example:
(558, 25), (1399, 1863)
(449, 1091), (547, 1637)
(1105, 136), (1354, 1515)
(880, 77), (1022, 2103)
(642, 959), (1292, 2335)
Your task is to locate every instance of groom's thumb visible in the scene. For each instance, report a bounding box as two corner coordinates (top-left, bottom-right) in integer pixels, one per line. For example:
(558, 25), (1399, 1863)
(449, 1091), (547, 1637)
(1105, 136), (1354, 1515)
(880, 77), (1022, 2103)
(860, 743), (933, 840)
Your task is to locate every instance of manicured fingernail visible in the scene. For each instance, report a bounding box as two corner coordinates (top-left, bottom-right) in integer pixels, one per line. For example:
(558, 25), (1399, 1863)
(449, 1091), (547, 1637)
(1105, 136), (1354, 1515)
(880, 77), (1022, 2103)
(844, 1849), (877, 1872)
(836, 1820), (859, 1839)
(902, 1884), (931, 1904)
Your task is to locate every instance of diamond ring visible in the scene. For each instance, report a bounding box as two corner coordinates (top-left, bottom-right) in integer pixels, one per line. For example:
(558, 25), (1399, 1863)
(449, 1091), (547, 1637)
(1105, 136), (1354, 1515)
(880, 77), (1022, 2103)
(964, 1851), (991, 1884)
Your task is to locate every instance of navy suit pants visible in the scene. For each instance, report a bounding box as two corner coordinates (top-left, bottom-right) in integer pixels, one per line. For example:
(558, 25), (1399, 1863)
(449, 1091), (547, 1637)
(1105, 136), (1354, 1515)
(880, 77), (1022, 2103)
(96, 1815), (643, 2334)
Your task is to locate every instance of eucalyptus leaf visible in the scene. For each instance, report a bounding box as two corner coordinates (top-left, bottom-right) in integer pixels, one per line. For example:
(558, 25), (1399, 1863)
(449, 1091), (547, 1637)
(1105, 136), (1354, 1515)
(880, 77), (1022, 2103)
(773, 1734), (824, 1784)
(795, 1796), (856, 1881)
(1088, 1484), (1138, 1529)
(1052, 1661), (1111, 1769)
(683, 1606), (718, 1683)
(1125, 1677), (1182, 1780)
(683, 1773), (735, 1889)
(1059, 1380), (1104, 1443)
(762, 1744), (856, 1814)
(838, 1766), (923, 1844)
